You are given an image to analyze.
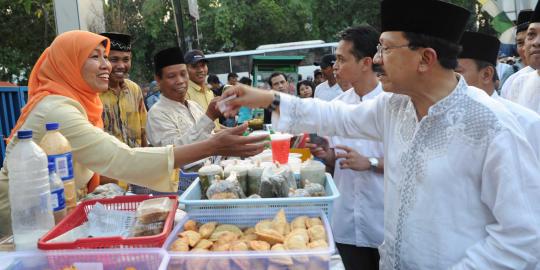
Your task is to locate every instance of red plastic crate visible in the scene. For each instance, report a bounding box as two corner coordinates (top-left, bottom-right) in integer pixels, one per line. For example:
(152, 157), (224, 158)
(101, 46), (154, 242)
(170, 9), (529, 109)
(37, 195), (178, 250)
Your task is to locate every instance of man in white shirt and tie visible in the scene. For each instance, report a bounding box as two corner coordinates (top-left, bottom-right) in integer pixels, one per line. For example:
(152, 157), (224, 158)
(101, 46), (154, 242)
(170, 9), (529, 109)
(220, 0), (540, 268)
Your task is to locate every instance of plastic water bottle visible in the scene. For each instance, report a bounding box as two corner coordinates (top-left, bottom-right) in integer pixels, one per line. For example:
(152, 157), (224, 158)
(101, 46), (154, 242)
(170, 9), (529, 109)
(40, 122), (77, 213)
(8, 130), (55, 250)
(48, 162), (66, 224)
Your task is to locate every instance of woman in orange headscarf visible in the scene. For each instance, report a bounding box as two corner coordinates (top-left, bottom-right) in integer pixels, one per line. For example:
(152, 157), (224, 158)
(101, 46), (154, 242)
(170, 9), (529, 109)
(0, 30), (266, 236)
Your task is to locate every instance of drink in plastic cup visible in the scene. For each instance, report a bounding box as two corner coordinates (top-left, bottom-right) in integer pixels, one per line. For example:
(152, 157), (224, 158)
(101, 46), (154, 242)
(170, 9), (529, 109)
(270, 134), (292, 164)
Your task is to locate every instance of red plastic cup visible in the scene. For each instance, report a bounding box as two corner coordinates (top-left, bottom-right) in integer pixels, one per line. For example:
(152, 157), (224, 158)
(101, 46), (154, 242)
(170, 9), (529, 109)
(271, 134), (292, 164)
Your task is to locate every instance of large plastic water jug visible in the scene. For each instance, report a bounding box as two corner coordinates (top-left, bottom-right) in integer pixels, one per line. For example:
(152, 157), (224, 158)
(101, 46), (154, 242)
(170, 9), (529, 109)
(8, 130), (55, 250)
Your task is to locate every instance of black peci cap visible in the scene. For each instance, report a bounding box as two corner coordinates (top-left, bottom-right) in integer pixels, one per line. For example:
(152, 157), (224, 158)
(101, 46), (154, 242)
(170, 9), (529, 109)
(100, 32), (131, 51)
(459, 31), (500, 66)
(517, 10), (534, 25)
(154, 47), (185, 75)
(517, 10), (534, 34)
(380, 0), (471, 44)
(531, 1), (540, 23)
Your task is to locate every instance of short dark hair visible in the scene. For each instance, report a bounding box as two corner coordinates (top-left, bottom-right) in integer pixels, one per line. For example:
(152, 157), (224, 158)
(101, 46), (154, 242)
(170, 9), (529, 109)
(239, 76), (252, 85)
(339, 25), (380, 60)
(227, 72), (238, 80)
(403, 32), (462, 70)
(207, 74), (220, 84)
(296, 80), (315, 97)
(473, 59), (498, 83)
(268, 72), (287, 86)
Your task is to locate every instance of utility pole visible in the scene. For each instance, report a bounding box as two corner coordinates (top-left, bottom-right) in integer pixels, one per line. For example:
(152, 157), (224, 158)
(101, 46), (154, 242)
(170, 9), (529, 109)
(171, 0), (187, 51)
(191, 17), (200, 49)
(187, 0), (201, 49)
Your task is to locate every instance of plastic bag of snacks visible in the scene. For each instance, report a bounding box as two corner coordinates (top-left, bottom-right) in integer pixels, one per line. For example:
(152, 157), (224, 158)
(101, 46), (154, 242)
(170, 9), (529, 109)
(206, 172), (246, 200)
(259, 163), (295, 198)
(198, 162), (224, 199)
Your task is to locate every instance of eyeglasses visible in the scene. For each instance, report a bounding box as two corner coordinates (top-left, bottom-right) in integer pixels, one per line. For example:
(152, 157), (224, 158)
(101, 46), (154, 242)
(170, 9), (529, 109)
(376, 43), (411, 56)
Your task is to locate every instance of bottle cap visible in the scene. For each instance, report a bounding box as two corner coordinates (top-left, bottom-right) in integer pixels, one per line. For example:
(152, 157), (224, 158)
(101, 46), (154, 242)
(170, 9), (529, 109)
(48, 162), (56, 173)
(17, 130), (32, 139)
(45, 122), (60, 131)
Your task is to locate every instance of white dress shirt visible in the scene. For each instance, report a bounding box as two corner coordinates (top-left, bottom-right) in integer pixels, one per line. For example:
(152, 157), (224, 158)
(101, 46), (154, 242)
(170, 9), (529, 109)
(273, 76), (540, 269)
(314, 80), (343, 101)
(146, 95), (215, 147)
(500, 66), (534, 99)
(491, 91), (540, 158)
(507, 70), (540, 114)
(329, 84), (384, 248)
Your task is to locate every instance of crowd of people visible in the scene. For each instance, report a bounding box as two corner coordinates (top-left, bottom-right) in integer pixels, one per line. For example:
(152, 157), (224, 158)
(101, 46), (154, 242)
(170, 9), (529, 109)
(1, 0), (540, 269)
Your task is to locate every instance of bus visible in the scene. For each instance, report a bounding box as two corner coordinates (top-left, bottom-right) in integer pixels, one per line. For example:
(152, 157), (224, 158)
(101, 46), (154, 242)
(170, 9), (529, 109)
(205, 40), (338, 86)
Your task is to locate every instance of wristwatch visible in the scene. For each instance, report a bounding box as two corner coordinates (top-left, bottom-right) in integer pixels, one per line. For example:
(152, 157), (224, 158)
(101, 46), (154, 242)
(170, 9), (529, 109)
(368, 157), (379, 172)
(267, 92), (281, 112)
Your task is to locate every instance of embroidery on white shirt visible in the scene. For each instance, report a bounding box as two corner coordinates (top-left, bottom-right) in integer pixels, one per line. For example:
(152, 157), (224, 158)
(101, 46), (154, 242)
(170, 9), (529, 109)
(388, 79), (503, 269)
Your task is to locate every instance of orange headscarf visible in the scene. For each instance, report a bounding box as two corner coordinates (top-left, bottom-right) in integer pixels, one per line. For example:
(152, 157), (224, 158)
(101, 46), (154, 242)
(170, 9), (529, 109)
(8, 30), (111, 192)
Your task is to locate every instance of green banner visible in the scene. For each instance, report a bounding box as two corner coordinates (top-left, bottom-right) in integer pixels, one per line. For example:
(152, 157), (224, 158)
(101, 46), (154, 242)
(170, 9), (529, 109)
(491, 12), (514, 34)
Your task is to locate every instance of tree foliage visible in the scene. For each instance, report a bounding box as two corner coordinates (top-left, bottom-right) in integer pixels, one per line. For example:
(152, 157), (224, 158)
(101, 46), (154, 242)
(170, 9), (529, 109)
(0, 0), (496, 85)
(0, 0), (55, 84)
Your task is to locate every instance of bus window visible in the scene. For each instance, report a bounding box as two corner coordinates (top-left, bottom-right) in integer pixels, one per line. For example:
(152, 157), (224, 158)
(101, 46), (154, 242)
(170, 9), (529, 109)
(231, 54), (262, 73)
(304, 47), (334, 66)
(265, 47), (333, 66)
(207, 57), (230, 75)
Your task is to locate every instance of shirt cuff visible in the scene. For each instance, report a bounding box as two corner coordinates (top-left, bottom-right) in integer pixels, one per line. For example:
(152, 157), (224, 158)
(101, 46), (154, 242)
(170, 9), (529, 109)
(272, 93), (296, 133)
(165, 145), (178, 192)
(199, 115), (216, 133)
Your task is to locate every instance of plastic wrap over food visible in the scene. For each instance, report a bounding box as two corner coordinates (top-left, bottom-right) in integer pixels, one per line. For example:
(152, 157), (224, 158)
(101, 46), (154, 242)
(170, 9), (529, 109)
(288, 188), (311, 197)
(247, 160), (270, 196)
(130, 220), (165, 237)
(81, 183), (125, 201)
(206, 172), (246, 200)
(303, 180), (326, 197)
(198, 163), (224, 199)
(259, 164), (295, 198)
(224, 161), (252, 195)
(136, 197), (173, 224)
(300, 159), (326, 186)
(88, 203), (136, 237)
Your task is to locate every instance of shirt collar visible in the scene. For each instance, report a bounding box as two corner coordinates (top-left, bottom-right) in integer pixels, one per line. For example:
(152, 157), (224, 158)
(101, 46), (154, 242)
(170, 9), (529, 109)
(160, 94), (189, 108)
(426, 74), (468, 116)
(363, 82), (383, 100)
(189, 80), (207, 92)
(107, 82), (129, 95)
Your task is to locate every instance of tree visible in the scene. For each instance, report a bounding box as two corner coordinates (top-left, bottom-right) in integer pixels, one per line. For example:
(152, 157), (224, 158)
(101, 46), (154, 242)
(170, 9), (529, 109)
(0, 0), (55, 84)
(102, 0), (178, 84)
(196, 0), (316, 52)
(0, 0), (498, 86)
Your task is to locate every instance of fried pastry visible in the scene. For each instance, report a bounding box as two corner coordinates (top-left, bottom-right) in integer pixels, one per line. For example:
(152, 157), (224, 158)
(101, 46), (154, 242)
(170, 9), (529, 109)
(178, 230), (201, 247)
(199, 221), (217, 239)
(307, 225), (326, 242)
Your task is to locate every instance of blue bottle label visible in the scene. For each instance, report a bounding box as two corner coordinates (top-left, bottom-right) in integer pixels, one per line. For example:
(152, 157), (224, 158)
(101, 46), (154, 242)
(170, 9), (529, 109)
(51, 188), (66, 211)
(48, 153), (74, 181)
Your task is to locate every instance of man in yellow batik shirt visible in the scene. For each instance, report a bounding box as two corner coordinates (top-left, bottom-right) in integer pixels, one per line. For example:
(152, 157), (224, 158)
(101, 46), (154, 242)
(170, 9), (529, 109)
(99, 32), (148, 188)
